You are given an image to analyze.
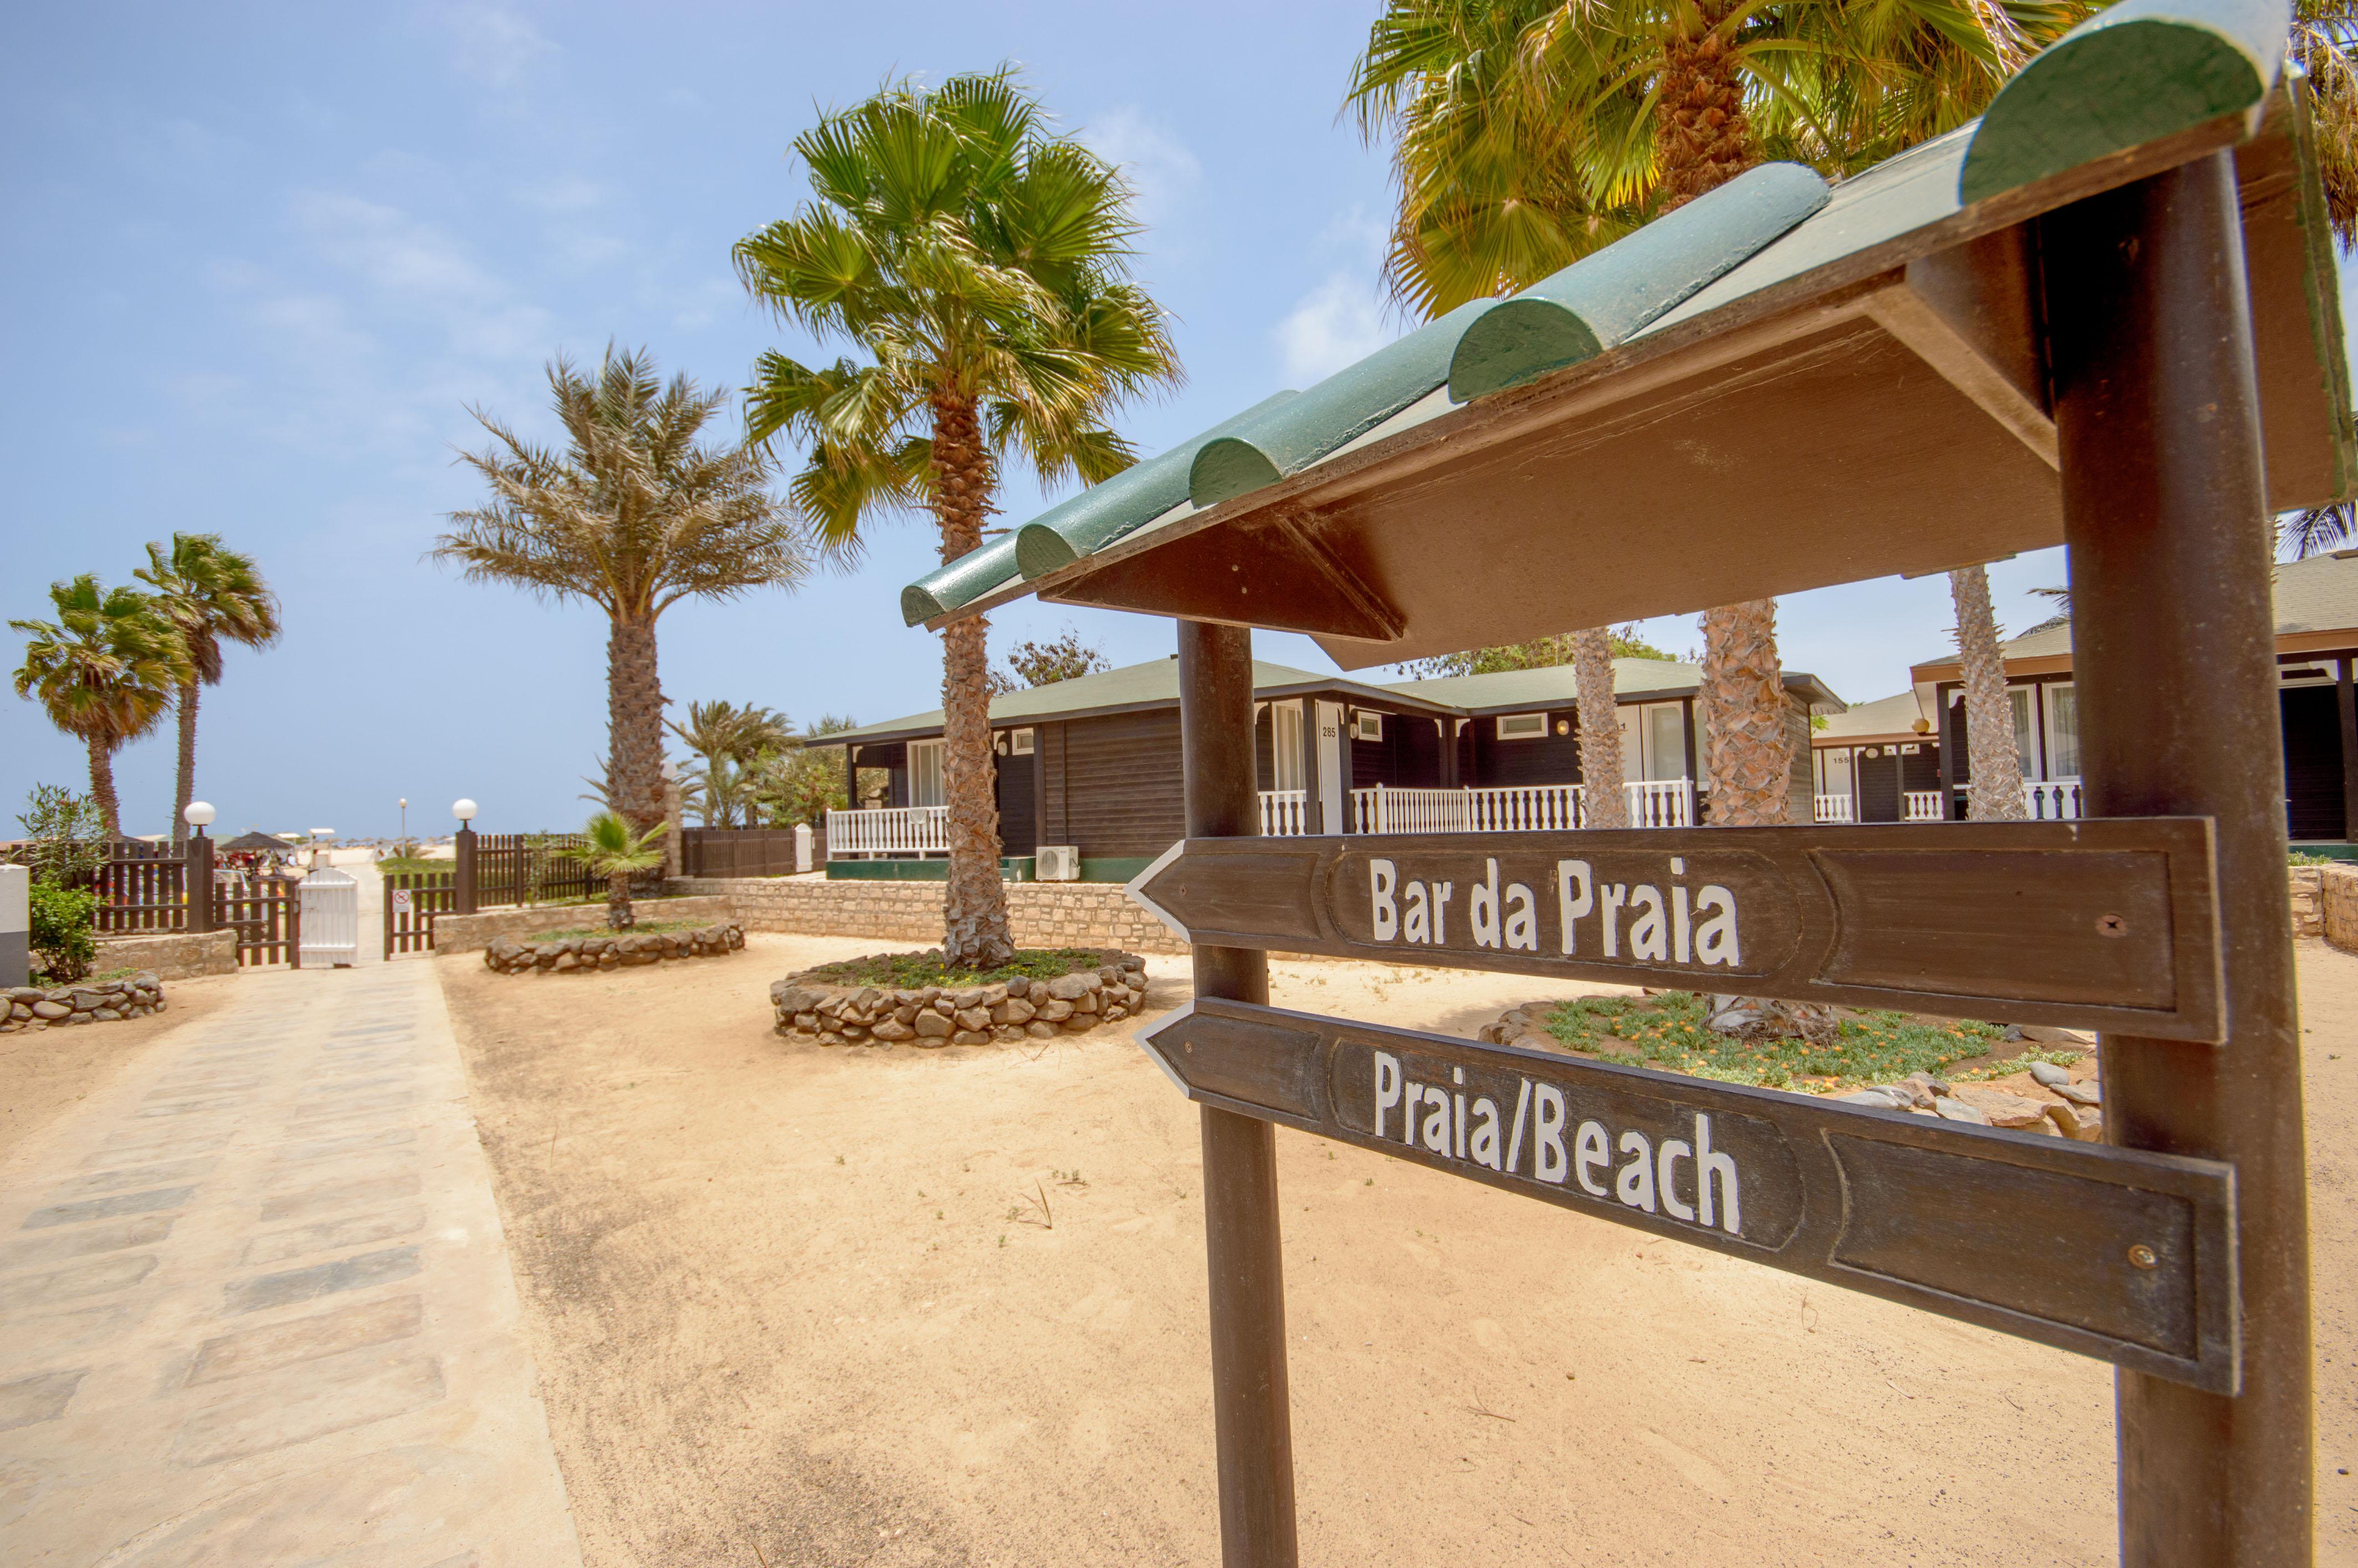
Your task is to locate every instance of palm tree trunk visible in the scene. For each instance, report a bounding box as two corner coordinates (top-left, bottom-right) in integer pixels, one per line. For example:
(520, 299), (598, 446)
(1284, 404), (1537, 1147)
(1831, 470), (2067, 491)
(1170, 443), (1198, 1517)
(1654, 0), (1754, 211)
(1697, 599), (1792, 826)
(1571, 628), (1628, 828)
(607, 614), (666, 835)
(88, 734), (121, 838)
(930, 390), (1014, 970)
(171, 680), (198, 844)
(607, 869), (633, 930)
(1951, 565), (2027, 821)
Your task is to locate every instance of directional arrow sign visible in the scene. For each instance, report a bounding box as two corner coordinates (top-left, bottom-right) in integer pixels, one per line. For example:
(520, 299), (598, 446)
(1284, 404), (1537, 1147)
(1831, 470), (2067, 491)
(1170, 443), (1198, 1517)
(1126, 819), (2224, 1041)
(1141, 998), (2238, 1392)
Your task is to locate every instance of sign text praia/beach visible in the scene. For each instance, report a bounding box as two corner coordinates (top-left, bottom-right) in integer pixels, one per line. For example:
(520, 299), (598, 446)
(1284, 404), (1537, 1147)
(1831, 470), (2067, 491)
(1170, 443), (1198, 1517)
(1141, 998), (2238, 1392)
(1127, 819), (2225, 1041)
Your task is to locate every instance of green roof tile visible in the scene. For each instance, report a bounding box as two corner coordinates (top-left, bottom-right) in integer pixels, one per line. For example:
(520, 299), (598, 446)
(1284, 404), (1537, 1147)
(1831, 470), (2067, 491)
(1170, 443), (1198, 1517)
(1448, 163), (1831, 402)
(1012, 391), (1299, 581)
(1188, 298), (1499, 508)
(901, 534), (1023, 627)
(1959, 0), (2287, 204)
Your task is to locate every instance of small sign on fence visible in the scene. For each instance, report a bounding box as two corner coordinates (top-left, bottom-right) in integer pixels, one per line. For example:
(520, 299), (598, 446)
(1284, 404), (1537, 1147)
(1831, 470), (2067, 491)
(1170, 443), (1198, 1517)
(391, 888), (413, 914)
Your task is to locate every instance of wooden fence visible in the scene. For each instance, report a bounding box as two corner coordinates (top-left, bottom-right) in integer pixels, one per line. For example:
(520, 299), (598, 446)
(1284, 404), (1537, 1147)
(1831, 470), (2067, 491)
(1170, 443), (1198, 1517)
(95, 847), (189, 934)
(383, 870), (454, 957)
(679, 827), (811, 878)
(217, 878), (300, 967)
(474, 833), (592, 907)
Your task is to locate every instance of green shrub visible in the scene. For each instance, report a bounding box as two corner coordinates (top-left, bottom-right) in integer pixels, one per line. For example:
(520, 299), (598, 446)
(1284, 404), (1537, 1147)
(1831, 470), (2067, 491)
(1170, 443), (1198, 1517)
(28, 882), (98, 983)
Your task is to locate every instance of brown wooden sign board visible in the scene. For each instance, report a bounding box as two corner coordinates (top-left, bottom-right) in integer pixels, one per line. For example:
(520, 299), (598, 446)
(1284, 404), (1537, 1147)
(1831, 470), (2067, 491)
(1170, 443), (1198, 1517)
(1141, 996), (2239, 1392)
(1126, 819), (2225, 1042)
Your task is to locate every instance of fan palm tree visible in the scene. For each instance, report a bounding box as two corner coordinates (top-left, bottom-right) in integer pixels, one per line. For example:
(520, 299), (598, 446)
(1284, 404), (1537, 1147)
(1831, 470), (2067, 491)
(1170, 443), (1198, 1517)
(11, 577), (193, 836)
(135, 533), (282, 842)
(565, 809), (668, 929)
(435, 347), (808, 837)
(1349, 0), (2097, 826)
(668, 700), (792, 799)
(735, 69), (1183, 966)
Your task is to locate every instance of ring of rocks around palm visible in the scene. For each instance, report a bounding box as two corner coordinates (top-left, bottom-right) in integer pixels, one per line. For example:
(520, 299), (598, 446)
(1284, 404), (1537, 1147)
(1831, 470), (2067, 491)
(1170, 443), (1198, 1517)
(768, 952), (1150, 1049)
(1, 971), (166, 1032)
(1477, 1001), (2103, 1140)
(481, 924), (746, 975)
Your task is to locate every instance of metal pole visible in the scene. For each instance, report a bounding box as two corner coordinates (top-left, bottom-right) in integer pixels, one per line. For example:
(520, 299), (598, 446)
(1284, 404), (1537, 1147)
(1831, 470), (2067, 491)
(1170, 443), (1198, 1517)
(1178, 619), (1300, 1568)
(454, 826), (478, 916)
(2043, 151), (2313, 1565)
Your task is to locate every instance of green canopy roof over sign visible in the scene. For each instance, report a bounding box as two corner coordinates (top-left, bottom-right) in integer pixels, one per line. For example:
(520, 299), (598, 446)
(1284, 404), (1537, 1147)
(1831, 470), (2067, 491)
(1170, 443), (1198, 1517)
(907, 0), (2347, 671)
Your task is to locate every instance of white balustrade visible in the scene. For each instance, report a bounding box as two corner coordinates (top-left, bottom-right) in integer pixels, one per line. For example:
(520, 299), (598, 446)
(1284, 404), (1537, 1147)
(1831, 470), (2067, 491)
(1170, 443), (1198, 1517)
(1258, 790), (1309, 836)
(2023, 778), (2084, 819)
(1342, 780), (1693, 834)
(1625, 779), (1695, 828)
(1903, 790), (1945, 822)
(1814, 793), (1857, 823)
(825, 805), (949, 858)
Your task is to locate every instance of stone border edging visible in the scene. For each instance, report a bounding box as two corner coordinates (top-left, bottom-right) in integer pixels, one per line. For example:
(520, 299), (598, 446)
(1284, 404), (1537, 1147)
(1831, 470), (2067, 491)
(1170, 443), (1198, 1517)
(4, 971), (167, 1032)
(483, 923), (746, 975)
(771, 951), (1149, 1047)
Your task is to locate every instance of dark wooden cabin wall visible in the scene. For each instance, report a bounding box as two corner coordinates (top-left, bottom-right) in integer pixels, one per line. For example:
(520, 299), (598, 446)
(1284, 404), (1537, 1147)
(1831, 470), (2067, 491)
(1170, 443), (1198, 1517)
(1470, 710), (1582, 787)
(1038, 723), (1070, 844)
(2283, 686), (2346, 841)
(995, 744), (1038, 857)
(1857, 753), (1901, 822)
(1392, 714), (1448, 788)
(1062, 709), (1187, 857)
(1255, 706), (1275, 790)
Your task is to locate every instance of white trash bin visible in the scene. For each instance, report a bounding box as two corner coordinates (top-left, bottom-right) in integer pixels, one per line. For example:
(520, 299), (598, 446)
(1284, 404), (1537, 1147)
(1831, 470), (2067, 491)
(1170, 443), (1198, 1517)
(299, 865), (360, 969)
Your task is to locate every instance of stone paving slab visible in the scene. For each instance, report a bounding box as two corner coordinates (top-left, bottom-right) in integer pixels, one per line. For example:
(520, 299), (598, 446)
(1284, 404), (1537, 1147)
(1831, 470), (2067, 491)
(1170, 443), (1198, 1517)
(0, 959), (582, 1567)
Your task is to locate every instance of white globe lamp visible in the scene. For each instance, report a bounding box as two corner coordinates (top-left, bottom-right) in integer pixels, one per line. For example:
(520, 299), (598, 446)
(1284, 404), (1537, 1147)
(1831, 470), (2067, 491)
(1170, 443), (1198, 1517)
(183, 801), (216, 829)
(452, 798), (478, 824)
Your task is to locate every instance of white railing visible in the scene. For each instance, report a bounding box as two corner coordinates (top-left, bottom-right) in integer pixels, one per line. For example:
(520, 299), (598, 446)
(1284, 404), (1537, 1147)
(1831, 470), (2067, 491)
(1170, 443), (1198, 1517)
(1903, 791), (1944, 822)
(1815, 793), (1857, 823)
(2024, 778), (2084, 819)
(1341, 780), (1694, 834)
(1259, 790), (1309, 836)
(825, 805), (949, 858)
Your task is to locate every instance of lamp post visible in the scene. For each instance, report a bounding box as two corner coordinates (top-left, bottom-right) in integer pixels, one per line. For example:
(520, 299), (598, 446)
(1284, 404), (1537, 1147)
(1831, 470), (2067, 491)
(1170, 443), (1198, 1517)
(453, 799), (478, 915)
(398, 797), (408, 846)
(182, 802), (216, 934)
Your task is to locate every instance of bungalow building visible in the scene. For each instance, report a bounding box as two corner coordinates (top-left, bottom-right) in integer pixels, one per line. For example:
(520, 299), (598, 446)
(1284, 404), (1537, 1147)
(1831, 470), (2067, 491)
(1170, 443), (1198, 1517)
(1903, 550), (2358, 839)
(825, 654), (1839, 880)
(1808, 690), (1943, 823)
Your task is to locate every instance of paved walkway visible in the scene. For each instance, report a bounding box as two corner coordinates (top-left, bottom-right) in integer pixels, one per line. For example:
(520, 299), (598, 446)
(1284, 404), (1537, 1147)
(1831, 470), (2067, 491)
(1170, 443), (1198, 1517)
(0, 956), (582, 1567)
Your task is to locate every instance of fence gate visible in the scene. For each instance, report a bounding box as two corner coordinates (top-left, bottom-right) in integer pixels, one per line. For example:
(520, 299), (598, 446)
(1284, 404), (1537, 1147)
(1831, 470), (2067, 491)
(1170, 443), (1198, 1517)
(384, 870), (454, 958)
(215, 878), (300, 967)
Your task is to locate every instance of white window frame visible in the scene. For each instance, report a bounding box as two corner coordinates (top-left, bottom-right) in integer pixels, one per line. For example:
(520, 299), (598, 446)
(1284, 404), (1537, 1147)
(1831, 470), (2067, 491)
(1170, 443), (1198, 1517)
(1497, 712), (1547, 741)
(1271, 701), (1305, 791)
(2008, 686), (2039, 778)
(1352, 711), (1384, 742)
(1007, 728), (1035, 756)
(2043, 681), (2080, 781)
(908, 739), (946, 807)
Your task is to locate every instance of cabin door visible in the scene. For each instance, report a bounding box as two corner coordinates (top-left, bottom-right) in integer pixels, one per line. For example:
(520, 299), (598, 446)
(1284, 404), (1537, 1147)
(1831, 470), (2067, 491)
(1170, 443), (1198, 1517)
(1315, 701), (1346, 833)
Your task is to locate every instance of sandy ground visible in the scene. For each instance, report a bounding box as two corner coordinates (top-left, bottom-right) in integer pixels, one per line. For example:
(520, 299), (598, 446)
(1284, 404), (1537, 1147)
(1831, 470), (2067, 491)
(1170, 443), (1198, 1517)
(437, 935), (2358, 1567)
(0, 972), (238, 1167)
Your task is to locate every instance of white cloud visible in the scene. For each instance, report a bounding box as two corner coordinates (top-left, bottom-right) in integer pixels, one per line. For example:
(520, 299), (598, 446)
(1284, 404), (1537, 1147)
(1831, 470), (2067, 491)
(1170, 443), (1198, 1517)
(290, 191), (501, 304)
(1079, 107), (1201, 232)
(438, 6), (557, 88)
(519, 175), (605, 213)
(1274, 272), (1395, 385)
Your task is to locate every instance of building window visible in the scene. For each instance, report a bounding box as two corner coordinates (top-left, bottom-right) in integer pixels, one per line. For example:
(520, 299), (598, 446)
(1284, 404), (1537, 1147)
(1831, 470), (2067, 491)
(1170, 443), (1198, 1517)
(1498, 713), (1547, 741)
(1352, 711), (1383, 742)
(1646, 703), (1687, 781)
(1272, 701), (1305, 791)
(2046, 683), (2080, 779)
(909, 740), (946, 807)
(1007, 728), (1034, 756)
(2009, 687), (2038, 777)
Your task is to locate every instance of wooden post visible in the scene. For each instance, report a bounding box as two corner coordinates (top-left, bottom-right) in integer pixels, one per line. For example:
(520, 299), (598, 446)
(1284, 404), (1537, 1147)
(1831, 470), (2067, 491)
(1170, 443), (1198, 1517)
(2043, 151), (2312, 1565)
(1937, 686), (1960, 819)
(1178, 619), (1300, 1568)
(2338, 658), (2358, 843)
(184, 829), (213, 935)
(453, 826), (478, 916)
(1299, 700), (1322, 834)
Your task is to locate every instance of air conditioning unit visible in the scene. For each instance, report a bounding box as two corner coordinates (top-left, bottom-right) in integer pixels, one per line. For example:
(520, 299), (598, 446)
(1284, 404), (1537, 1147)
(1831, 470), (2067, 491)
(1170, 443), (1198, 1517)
(1036, 845), (1082, 882)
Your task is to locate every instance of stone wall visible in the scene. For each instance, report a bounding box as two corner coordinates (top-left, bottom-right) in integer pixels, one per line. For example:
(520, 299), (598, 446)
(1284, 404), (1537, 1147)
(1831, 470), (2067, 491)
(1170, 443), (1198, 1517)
(481, 923), (744, 975)
(2321, 865), (2358, 952)
(2293, 866), (2325, 940)
(5, 972), (167, 1033)
(94, 929), (237, 981)
(432, 895), (736, 955)
(672, 877), (1185, 956)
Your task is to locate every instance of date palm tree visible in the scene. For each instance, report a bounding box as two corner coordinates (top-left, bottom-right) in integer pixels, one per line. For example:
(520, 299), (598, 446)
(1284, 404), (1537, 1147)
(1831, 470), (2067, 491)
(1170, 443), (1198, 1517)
(735, 69), (1182, 967)
(565, 809), (668, 929)
(435, 348), (807, 836)
(1349, 0), (2098, 827)
(135, 534), (281, 842)
(11, 576), (193, 836)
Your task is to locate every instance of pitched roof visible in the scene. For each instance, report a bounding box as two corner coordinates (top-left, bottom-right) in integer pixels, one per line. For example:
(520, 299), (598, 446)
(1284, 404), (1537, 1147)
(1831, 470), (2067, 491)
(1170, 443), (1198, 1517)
(828, 657), (1460, 746)
(1910, 551), (2358, 680)
(1813, 690), (1931, 745)
(1384, 657), (1842, 713)
(898, 0), (2347, 672)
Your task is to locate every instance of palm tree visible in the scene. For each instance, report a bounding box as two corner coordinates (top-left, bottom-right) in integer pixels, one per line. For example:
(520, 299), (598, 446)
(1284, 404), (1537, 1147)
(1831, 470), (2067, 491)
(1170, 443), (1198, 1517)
(565, 809), (668, 929)
(11, 577), (193, 836)
(1349, 0), (2097, 826)
(135, 534), (282, 842)
(735, 69), (1183, 967)
(435, 347), (808, 836)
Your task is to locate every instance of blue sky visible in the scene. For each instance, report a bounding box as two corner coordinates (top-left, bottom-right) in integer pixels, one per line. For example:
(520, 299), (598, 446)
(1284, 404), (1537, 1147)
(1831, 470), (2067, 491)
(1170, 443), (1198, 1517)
(4, 3), (2106, 838)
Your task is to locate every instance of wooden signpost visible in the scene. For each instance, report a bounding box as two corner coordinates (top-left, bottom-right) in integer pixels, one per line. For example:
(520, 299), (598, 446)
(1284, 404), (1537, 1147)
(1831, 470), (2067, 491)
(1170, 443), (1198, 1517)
(1142, 997), (2238, 1391)
(1127, 819), (2226, 1040)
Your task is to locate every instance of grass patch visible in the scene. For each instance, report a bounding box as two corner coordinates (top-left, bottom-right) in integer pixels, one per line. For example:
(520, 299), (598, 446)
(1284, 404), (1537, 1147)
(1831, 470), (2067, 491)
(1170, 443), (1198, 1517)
(801, 947), (1116, 991)
(1540, 991), (2029, 1092)
(375, 857), (453, 879)
(526, 919), (705, 942)
(2289, 850), (2339, 867)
